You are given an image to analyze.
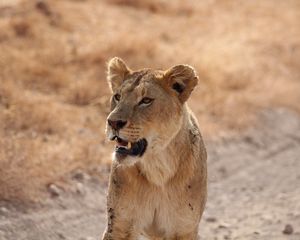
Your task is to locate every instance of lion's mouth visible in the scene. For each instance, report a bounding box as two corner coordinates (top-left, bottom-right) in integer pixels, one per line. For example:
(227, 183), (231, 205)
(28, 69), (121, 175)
(111, 136), (147, 160)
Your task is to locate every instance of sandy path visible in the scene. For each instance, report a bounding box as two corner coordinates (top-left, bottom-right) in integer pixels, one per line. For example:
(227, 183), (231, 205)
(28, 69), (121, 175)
(0, 108), (299, 240)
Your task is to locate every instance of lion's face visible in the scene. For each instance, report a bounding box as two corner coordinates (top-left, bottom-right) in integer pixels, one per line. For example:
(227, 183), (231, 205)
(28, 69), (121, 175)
(106, 57), (198, 165)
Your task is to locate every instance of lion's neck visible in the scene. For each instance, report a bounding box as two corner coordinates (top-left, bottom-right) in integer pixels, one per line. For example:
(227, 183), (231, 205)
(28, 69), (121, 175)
(138, 107), (193, 186)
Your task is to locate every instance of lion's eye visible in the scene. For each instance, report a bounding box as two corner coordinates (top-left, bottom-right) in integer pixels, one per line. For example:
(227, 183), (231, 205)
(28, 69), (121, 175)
(139, 97), (154, 106)
(114, 94), (121, 102)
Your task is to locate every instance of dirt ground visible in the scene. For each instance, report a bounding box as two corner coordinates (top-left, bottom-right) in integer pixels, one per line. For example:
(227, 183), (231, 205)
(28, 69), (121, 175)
(0, 108), (299, 240)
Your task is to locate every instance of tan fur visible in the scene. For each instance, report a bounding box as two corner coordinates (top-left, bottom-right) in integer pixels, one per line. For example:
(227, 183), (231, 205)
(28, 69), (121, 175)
(103, 57), (207, 240)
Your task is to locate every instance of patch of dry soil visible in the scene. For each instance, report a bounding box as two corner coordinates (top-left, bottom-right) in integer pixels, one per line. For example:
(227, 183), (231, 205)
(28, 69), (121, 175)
(0, 108), (299, 240)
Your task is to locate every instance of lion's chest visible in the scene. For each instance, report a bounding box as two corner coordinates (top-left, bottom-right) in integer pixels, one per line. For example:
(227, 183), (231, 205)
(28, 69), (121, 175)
(134, 185), (200, 238)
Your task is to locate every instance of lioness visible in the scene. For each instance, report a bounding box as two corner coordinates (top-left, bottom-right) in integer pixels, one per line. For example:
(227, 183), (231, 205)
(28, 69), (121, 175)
(103, 57), (207, 240)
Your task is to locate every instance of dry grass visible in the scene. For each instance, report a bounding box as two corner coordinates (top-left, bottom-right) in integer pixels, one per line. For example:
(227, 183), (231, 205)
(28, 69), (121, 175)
(107, 0), (194, 15)
(0, 0), (299, 202)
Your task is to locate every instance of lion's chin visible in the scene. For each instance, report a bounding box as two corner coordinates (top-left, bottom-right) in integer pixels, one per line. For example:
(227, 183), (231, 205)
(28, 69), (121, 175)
(112, 153), (139, 166)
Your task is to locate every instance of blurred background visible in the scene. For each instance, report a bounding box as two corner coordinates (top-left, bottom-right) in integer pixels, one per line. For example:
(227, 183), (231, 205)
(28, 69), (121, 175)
(0, 0), (299, 239)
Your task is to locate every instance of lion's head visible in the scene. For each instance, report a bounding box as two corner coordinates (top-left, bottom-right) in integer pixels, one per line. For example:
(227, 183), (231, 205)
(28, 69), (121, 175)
(106, 57), (198, 165)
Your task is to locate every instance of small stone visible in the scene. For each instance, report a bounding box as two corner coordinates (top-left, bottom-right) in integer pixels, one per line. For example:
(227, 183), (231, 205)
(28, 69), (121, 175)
(57, 233), (66, 239)
(73, 171), (84, 181)
(206, 217), (217, 222)
(218, 223), (230, 229)
(75, 182), (86, 195)
(72, 170), (90, 182)
(48, 184), (62, 197)
(283, 224), (293, 235)
(0, 207), (8, 213)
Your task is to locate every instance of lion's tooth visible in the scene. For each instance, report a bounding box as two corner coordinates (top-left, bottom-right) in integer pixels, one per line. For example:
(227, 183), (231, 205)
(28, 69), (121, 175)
(128, 142), (132, 149)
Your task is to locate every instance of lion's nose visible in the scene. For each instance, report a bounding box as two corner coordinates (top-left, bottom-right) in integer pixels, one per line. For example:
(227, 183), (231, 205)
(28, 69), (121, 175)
(108, 119), (127, 131)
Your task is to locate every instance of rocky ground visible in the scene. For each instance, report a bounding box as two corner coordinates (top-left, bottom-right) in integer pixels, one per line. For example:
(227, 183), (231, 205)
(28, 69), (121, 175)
(0, 108), (299, 240)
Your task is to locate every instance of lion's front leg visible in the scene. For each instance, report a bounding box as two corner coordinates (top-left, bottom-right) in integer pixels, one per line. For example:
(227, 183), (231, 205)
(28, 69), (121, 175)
(102, 215), (138, 240)
(102, 164), (139, 240)
(102, 205), (139, 240)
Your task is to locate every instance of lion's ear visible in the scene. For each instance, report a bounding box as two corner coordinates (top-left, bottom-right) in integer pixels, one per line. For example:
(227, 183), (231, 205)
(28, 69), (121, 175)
(163, 64), (198, 103)
(107, 57), (131, 92)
